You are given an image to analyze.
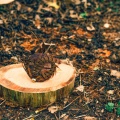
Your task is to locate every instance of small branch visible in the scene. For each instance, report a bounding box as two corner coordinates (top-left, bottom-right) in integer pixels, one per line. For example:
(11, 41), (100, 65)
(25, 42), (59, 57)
(74, 114), (86, 119)
(63, 96), (80, 109)
(0, 99), (6, 105)
(44, 42), (55, 54)
(23, 114), (39, 120)
(54, 113), (59, 120)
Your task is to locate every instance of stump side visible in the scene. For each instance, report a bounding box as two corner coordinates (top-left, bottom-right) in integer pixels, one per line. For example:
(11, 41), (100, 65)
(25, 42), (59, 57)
(0, 80), (74, 107)
(0, 63), (76, 107)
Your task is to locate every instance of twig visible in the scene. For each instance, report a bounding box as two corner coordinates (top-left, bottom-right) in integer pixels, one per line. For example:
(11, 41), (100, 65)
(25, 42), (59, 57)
(74, 114), (86, 118)
(54, 113), (59, 120)
(0, 99), (6, 105)
(63, 96), (80, 109)
(23, 114), (39, 120)
(44, 42), (55, 54)
(44, 42), (55, 46)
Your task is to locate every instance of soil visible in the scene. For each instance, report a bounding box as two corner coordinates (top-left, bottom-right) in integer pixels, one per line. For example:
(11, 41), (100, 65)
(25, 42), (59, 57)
(0, 0), (120, 120)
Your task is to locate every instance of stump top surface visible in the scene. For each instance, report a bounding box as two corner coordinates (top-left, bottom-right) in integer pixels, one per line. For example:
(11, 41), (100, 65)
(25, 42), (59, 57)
(0, 63), (76, 93)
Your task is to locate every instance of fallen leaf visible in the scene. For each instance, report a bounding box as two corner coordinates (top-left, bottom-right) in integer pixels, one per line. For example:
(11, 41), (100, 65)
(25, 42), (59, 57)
(44, 17), (53, 24)
(44, 0), (60, 10)
(86, 23), (95, 31)
(110, 70), (120, 79)
(106, 59), (110, 63)
(76, 85), (84, 92)
(103, 32), (120, 41)
(93, 66), (99, 71)
(21, 41), (36, 51)
(84, 116), (97, 120)
(76, 28), (93, 38)
(34, 15), (41, 29)
(48, 106), (60, 113)
(87, 26), (95, 31)
(0, 0), (14, 5)
(89, 59), (100, 70)
(58, 44), (82, 55)
(107, 90), (114, 95)
(0, 20), (3, 24)
(104, 23), (110, 28)
(16, 1), (21, 11)
(96, 49), (111, 58)
(69, 10), (78, 19)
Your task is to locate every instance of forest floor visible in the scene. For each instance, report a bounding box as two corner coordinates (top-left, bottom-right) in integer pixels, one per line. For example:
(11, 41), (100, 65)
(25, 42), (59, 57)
(0, 0), (120, 120)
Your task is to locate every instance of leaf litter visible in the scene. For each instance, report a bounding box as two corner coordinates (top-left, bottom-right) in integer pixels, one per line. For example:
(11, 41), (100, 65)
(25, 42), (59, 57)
(0, 0), (120, 119)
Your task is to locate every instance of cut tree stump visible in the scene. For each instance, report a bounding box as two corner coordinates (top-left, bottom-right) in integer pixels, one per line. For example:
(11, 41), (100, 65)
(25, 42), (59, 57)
(0, 63), (76, 107)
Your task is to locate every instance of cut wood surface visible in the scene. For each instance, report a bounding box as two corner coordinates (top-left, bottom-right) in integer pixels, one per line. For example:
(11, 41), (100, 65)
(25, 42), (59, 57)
(0, 63), (76, 107)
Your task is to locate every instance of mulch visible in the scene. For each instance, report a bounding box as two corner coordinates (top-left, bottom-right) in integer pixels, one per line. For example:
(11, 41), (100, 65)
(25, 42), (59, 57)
(0, 0), (120, 119)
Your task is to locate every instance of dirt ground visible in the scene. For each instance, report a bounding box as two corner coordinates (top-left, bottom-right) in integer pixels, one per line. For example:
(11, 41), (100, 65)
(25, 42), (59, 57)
(0, 0), (120, 119)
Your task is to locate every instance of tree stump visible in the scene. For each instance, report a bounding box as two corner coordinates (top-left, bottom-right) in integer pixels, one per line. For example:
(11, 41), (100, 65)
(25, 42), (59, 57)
(0, 63), (76, 107)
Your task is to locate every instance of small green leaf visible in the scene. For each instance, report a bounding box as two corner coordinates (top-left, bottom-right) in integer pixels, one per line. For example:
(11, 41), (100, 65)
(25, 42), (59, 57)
(110, 2), (114, 7)
(105, 102), (114, 112)
(118, 101), (120, 106)
(80, 12), (87, 18)
(96, 6), (101, 11)
(108, 102), (114, 107)
(116, 107), (120, 115)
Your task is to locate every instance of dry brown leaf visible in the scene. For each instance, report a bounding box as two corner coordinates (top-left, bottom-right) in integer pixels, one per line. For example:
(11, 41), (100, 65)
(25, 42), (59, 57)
(84, 116), (97, 120)
(76, 85), (84, 92)
(48, 106), (60, 113)
(104, 23), (110, 28)
(110, 70), (120, 79)
(15, 1), (21, 11)
(69, 44), (82, 54)
(0, 0), (14, 5)
(87, 23), (95, 31)
(69, 10), (78, 19)
(58, 44), (81, 55)
(44, 17), (53, 24)
(76, 28), (93, 38)
(103, 32), (120, 41)
(107, 90), (114, 95)
(21, 41), (36, 51)
(34, 19), (41, 29)
(89, 59), (100, 70)
(34, 15), (41, 29)
(97, 49), (111, 58)
(106, 59), (110, 63)
(43, 0), (60, 10)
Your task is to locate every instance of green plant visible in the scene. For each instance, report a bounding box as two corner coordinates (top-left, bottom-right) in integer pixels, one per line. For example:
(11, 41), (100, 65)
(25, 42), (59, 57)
(116, 101), (120, 115)
(105, 102), (114, 112)
(105, 101), (120, 115)
(96, 6), (101, 11)
(116, 107), (120, 115)
(79, 12), (87, 18)
(118, 101), (120, 106)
